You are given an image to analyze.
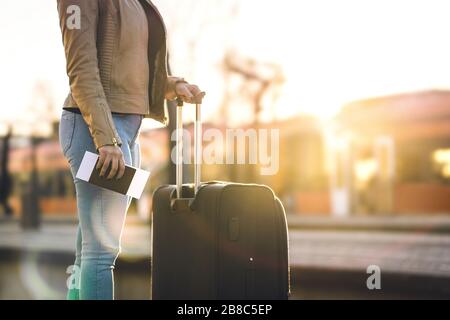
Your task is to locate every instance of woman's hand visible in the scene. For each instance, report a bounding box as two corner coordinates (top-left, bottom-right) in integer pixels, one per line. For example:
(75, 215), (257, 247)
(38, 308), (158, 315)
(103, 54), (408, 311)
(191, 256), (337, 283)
(97, 145), (126, 180)
(175, 82), (206, 104)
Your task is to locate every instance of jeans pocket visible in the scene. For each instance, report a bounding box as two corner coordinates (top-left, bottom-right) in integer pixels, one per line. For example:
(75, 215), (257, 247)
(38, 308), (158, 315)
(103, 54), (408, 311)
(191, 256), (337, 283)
(59, 110), (76, 155)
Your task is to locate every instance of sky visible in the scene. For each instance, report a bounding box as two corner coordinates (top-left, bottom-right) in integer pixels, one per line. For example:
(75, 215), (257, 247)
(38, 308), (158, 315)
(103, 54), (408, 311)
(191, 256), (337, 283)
(1, 0), (450, 132)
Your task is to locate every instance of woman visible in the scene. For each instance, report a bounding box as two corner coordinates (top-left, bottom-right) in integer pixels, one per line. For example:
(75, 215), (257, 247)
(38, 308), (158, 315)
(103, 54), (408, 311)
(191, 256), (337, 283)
(57, 0), (205, 300)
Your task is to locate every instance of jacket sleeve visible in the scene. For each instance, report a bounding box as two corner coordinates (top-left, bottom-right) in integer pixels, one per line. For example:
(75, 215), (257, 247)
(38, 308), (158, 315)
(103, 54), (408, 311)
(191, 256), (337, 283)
(57, 0), (122, 150)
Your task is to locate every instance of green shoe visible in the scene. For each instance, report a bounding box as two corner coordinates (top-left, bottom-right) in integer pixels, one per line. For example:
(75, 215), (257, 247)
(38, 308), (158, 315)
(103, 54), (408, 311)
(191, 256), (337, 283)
(67, 288), (80, 300)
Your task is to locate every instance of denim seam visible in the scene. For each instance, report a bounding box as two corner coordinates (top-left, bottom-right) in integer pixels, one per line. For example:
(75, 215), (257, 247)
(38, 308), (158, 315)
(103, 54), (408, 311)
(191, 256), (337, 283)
(100, 188), (105, 230)
(130, 115), (144, 145)
(62, 112), (76, 155)
(97, 190), (104, 299)
(89, 189), (110, 299)
(95, 256), (99, 299)
(70, 114), (77, 153)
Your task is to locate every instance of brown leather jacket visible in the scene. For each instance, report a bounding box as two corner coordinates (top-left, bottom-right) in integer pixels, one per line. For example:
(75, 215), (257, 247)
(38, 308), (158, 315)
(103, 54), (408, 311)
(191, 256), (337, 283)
(57, 0), (182, 150)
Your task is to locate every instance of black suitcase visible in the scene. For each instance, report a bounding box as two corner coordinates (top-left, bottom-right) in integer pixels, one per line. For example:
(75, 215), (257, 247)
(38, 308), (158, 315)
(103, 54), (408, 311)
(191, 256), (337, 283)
(151, 101), (290, 300)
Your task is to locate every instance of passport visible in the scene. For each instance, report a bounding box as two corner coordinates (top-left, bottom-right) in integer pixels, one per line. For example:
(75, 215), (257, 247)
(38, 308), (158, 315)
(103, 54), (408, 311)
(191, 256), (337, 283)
(76, 151), (150, 199)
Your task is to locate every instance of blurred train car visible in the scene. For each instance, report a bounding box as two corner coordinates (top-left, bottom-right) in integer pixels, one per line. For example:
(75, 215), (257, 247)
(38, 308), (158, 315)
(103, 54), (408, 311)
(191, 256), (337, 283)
(8, 138), (76, 216)
(334, 90), (450, 216)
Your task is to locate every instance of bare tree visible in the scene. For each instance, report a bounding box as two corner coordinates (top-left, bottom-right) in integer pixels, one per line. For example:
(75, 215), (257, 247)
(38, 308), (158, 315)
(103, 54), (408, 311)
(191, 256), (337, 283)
(221, 50), (285, 126)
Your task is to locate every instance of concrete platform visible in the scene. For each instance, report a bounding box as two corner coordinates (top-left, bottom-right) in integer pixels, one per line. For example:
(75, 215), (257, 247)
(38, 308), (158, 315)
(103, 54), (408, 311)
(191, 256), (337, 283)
(288, 214), (450, 233)
(1, 215), (450, 299)
(2, 216), (450, 277)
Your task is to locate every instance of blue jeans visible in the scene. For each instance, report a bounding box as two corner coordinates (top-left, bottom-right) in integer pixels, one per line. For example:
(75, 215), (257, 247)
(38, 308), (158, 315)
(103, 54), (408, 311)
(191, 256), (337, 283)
(59, 110), (143, 300)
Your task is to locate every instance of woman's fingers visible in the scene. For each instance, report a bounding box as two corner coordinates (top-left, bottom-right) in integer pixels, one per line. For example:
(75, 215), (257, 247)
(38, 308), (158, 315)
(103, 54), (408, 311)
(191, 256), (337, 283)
(179, 85), (194, 101)
(188, 85), (206, 103)
(98, 145), (126, 179)
(97, 152), (106, 170)
(175, 82), (206, 104)
(188, 85), (200, 95)
(99, 155), (112, 177)
(193, 91), (206, 104)
(107, 157), (119, 180)
(116, 157), (126, 180)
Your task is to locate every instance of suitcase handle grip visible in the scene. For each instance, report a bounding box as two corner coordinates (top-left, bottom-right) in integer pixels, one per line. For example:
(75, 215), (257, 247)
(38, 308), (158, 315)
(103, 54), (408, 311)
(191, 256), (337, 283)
(176, 98), (202, 198)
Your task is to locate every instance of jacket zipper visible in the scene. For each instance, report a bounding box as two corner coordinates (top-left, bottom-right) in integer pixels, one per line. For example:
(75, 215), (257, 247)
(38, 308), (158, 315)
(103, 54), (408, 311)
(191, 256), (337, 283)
(145, 0), (169, 116)
(102, 105), (119, 146)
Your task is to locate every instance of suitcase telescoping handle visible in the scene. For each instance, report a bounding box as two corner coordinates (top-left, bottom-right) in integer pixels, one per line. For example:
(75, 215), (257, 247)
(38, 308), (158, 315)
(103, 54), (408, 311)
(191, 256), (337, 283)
(176, 98), (202, 199)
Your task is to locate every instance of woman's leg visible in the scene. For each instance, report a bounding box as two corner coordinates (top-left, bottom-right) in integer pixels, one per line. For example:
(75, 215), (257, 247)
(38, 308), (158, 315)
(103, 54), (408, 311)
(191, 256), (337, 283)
(59, 110), (143, 300)
(75, 169), (131, 299)
(60, 110), (81, 300)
